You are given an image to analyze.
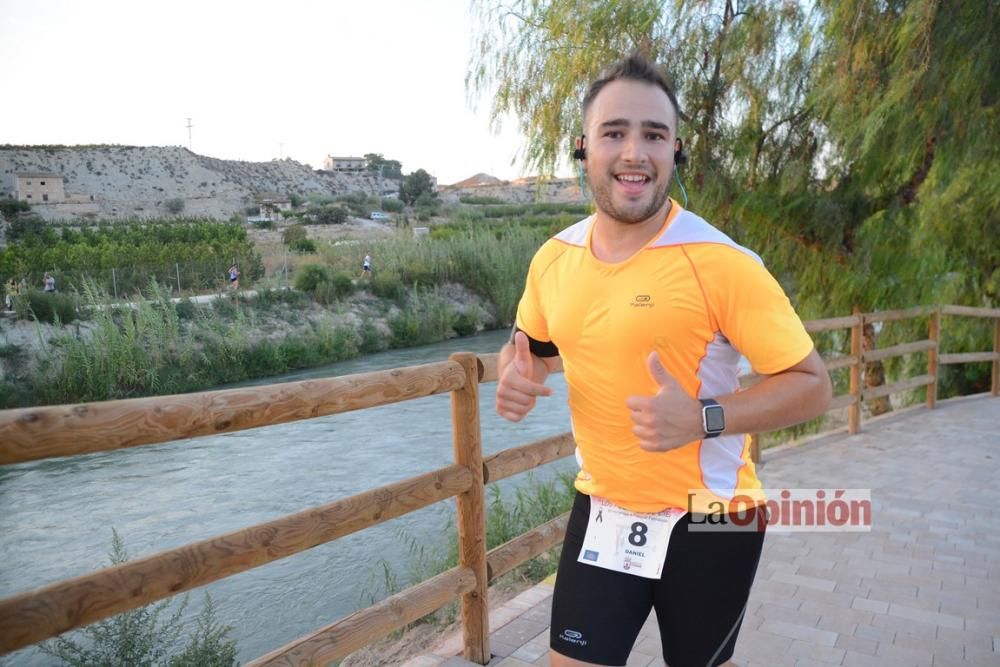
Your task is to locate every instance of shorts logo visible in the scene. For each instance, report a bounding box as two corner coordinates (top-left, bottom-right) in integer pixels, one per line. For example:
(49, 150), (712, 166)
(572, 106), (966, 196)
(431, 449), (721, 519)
(559, 629), (587, 646)
(582, 549), (599, 562)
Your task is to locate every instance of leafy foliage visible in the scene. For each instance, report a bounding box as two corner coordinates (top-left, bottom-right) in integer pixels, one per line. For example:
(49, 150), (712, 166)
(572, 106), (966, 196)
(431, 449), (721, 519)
(0, 198), (32, 219)
(469, 0), (999, 395)
(399, 169), (436, 205)
(1, 219), (262, 294)
(16, 289), (77, 324)
(364, 153), (404, 179)
(282, 224), (307, 246)
(163, 198), (186, 215)
(38, 529), (237, 667)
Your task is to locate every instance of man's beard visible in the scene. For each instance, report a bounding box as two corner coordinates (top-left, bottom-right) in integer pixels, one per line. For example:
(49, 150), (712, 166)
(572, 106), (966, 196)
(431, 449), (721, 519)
(588, 168), (673, 224)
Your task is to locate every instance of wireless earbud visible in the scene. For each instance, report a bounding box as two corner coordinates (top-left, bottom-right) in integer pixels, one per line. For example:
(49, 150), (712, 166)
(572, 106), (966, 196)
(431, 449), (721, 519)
(674, 138), (687, 166)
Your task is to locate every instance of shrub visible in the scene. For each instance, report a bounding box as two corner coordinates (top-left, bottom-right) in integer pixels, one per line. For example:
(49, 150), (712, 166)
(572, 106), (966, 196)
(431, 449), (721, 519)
(5, 214), (46, 241)
(164, 198), (186, 215)
(0, 199), (31, 219)
(252, 219), (274, 230)
(381, 197), (404, 213)
(18, 290), (77, 324)
(290, 238), (318, 253)
(459, 195), (507, 205)
(39, 530), (238, 667)
(369, 273), (405, 301)
(282, 224), (307, 245)
(174, 298), (197, 320)
(452, 310), (480, 337)
(314, 205), (348, 225)
(330, 272), (354, 298)
(357, 319), (385, 353)
(293, 264), (333, 292)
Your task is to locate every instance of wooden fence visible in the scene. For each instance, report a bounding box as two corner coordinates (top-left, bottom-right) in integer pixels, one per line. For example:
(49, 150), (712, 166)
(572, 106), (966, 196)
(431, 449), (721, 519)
(0, 304), (997, 664)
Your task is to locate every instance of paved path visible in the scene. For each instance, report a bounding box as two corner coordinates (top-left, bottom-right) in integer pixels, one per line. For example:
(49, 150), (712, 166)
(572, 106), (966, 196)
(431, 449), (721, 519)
(406, 394), (1000, 667)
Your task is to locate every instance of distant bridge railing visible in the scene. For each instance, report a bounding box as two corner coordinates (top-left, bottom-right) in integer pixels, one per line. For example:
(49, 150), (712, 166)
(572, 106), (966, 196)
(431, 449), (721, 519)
(0, 304), (996, 664)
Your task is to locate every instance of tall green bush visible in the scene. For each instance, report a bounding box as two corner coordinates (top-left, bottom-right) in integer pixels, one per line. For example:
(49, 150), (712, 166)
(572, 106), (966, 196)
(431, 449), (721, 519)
(16, 290), (77, 324)
(39, 529), (237, 667)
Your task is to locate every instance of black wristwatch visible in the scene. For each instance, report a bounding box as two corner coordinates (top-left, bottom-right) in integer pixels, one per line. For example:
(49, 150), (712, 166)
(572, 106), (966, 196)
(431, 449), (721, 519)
(699, 398), (725, 438)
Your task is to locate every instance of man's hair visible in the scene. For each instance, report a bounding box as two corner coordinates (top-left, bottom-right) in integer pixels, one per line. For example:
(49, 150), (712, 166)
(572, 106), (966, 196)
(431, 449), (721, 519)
(582, 54), (680, 126)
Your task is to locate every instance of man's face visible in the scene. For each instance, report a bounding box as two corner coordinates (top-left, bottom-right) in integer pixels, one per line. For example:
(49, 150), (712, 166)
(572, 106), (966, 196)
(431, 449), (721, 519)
(583, 79), (677, 225)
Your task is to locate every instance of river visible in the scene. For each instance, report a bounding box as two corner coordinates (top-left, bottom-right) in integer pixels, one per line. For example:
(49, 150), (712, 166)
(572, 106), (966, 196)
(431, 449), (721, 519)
(0, 329), (576, 665)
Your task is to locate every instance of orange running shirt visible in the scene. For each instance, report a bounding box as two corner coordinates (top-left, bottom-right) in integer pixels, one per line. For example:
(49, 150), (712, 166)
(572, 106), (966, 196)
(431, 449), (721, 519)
(515, 201), (815, 513)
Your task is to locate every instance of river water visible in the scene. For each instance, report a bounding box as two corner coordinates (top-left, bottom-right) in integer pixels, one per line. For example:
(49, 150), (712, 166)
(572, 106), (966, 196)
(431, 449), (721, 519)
(0, 329), (576, 665)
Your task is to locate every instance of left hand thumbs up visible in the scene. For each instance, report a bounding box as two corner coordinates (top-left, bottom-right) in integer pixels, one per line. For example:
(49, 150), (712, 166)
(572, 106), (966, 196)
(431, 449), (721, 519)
(625, 351), (702, 452)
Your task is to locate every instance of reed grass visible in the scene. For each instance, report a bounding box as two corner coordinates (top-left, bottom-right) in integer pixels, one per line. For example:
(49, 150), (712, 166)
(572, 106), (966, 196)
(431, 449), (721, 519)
(359, 470), (576, 630)
(321, 225), (546, 325)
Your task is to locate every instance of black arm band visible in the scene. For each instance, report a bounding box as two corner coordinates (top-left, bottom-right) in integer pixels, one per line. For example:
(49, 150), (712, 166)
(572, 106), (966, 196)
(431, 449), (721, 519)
(509, 325), (560, 358)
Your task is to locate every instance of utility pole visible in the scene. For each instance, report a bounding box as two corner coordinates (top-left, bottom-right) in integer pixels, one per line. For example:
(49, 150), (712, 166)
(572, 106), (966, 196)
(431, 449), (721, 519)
(279, 142), (284, 159)
(186, 118), (194, 150)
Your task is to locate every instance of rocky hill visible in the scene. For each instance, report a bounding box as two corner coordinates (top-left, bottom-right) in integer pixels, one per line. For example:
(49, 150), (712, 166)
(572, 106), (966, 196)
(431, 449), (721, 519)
(438, 175), (586, 204)
(0, 145), (399, 221)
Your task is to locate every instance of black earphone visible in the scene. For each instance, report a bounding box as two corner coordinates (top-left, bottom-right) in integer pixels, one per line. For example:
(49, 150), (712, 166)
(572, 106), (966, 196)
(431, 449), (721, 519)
(573, 134), (687, 164)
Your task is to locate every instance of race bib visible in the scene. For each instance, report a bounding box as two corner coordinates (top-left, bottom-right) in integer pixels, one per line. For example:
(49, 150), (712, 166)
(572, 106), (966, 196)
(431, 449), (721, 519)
(577, 495), (686, 579)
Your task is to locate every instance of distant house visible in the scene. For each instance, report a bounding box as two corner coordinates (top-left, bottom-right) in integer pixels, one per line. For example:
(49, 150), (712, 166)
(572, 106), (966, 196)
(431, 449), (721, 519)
(8, 172), (66, 203)
(257, 194), (292, 220)
(323, 156), (366, 172)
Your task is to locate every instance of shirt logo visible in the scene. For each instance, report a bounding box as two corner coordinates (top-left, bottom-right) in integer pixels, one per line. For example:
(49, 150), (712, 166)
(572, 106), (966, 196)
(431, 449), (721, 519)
(631, 294), (655, 308)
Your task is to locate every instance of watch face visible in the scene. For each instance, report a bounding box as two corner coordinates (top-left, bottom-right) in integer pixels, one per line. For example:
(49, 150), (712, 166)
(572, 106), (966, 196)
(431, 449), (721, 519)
(704, 405), (726, 433)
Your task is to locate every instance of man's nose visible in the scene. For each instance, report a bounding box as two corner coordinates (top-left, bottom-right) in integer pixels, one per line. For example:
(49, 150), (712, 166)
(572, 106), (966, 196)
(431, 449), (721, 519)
(621, 132), (645, 163)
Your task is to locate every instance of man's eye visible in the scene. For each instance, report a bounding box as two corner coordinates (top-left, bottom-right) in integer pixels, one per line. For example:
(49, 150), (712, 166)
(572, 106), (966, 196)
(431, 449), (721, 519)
(646, 133), (666, 141)
(605, 131), (624, 139)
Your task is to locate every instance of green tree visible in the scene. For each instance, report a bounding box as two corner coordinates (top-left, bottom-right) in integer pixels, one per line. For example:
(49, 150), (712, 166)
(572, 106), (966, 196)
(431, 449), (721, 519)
(399, 169), (436, 206)
(364, 153), (404, 179)
(468, 0), (819, 185)
(469, 0), (1000, 397)
(314, 205), (348, 225)
(282, 223), (307, 245)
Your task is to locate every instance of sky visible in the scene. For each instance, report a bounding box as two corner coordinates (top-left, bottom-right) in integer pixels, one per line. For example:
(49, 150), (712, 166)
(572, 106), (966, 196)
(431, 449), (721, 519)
(0, 0), (562, 185)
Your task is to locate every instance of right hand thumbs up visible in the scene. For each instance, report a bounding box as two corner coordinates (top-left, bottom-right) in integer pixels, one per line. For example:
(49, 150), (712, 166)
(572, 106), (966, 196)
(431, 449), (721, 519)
(496, 331), (553, 422)
(513, 329), (533, 378)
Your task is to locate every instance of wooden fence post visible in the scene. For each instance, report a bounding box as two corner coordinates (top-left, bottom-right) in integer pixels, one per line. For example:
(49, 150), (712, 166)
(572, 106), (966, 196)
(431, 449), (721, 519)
(749, 433), (761, 464)
(849, 307), (863, 434)
(927, 308), (940, 409)
(449, 352), (490, 664)
(993, 317), (1000, 397)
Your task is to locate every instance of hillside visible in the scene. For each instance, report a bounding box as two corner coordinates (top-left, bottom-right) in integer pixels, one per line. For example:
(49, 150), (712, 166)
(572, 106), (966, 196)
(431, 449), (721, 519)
(438, 175), (585, 204)
(0, 146), (399, 221)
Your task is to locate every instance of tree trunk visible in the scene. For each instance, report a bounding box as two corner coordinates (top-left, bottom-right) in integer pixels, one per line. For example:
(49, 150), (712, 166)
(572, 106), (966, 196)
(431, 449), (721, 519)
(695, 0), (734, 188)
(862, 322), (893, 415)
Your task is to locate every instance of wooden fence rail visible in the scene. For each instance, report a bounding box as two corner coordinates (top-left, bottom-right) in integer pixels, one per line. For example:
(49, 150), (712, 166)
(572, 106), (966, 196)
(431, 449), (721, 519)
(0, 304), (997, 664)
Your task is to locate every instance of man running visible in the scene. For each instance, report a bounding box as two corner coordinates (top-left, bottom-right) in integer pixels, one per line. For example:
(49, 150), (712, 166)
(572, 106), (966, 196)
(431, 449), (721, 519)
(495, 55), (832, 667)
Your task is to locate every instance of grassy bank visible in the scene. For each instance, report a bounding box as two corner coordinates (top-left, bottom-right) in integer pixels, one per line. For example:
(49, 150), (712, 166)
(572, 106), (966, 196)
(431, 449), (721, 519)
(0, 278), (496, 408)
(358, 471), (577, 632)
(317, 223), (548, 325)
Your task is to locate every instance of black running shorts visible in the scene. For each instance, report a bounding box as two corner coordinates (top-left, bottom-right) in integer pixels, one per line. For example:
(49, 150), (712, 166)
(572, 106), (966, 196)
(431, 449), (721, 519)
(550, 492), (766, 666)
